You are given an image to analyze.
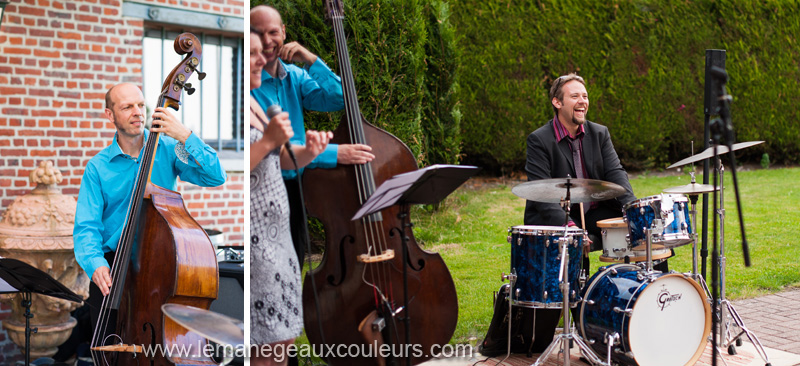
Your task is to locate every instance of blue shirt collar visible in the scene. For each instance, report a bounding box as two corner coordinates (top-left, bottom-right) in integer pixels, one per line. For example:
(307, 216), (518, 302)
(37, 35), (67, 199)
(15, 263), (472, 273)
(262, 59), (288, 82)
(110, 129), (149, 161)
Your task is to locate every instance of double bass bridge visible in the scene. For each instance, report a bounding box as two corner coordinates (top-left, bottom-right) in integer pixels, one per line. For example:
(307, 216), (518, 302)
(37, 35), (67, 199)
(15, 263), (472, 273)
(357, 249), (395, 263)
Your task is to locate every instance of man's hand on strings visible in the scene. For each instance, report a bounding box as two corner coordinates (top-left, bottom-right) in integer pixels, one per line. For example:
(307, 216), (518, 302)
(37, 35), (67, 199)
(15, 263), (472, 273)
(93, 266), (112, 296)
(337, 144), (375, 165)
(150, 107), (192, 144)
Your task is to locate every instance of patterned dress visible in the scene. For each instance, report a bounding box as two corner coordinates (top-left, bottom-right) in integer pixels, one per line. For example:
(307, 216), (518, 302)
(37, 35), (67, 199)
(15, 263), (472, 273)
(250, 125), (303, 344)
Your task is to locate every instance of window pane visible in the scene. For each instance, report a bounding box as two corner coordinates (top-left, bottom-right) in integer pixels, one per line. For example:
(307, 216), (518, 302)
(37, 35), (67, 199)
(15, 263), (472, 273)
(142, 29), (242, 150)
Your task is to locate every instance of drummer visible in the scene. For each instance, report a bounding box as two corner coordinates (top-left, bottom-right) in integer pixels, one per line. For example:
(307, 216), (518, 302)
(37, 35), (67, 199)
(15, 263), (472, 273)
(522, 73), (669, 352)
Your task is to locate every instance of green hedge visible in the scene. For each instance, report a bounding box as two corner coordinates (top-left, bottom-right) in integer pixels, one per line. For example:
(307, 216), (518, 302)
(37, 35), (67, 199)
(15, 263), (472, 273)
(251, 0), (462, 165)
(453, 0), (800, 171)
(253, 0), (800, 172)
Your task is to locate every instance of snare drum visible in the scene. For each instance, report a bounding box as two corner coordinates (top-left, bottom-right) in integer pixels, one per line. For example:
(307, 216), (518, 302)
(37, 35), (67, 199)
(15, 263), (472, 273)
(597, 217), (672, 263)
(508, 225), (584, 308)
(624, 194), (692, 248)
(578, 264), (711, 366)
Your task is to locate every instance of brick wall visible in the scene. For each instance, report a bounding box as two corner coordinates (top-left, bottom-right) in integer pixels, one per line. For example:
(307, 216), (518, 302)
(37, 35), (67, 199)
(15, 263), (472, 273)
(0, 0), (245, 362)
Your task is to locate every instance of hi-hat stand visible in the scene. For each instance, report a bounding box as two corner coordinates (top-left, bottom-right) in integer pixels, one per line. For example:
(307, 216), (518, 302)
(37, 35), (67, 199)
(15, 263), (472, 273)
(668, 63), (771, 366)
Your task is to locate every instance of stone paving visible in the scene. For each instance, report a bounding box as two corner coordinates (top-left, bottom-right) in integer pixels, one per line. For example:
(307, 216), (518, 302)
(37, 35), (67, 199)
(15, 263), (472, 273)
(730, 287), (800, 356)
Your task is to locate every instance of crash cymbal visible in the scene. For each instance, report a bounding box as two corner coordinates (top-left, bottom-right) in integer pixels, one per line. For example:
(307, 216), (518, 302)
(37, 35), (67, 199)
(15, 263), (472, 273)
(667, 141), (764, 169)
(663, 182), (719, 195)
(512, 178), (627, 203)
(161, 304), (244, 347)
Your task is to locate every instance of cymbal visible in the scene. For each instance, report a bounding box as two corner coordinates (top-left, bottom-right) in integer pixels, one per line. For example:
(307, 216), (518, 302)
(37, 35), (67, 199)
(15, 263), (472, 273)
(512, 178), (627, 203)
(663, 182), (719, 195)
(667, 141), (764, 169)
(161, 304), (244, 347)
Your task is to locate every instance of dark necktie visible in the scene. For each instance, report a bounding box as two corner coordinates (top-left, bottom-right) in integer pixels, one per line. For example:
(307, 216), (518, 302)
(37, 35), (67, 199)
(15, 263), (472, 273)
(568, 138), (590, 214)
(568, 138), (584, 179)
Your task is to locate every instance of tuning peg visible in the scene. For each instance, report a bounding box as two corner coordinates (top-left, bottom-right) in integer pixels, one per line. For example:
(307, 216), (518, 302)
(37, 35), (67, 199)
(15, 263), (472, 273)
(184, 83), (196, 95)
(197, 71), (207, 81)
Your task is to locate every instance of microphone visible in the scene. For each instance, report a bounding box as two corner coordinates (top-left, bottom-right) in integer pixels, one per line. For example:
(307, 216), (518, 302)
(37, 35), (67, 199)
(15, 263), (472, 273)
(266, 104), (292, 152)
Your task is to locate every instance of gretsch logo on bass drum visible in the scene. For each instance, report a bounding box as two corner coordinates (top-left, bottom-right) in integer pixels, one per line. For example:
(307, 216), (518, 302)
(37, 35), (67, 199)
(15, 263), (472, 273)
(657, 285), (682, 311)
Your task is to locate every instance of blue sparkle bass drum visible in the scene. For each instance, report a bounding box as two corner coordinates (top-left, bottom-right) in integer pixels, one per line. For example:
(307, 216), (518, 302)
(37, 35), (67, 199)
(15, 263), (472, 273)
(508, 225), (584, 308)
(578, 264), (711, 365)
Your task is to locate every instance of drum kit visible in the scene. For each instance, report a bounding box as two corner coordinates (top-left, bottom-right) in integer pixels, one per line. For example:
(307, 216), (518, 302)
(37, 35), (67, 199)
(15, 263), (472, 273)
(501, 142), (771, 366)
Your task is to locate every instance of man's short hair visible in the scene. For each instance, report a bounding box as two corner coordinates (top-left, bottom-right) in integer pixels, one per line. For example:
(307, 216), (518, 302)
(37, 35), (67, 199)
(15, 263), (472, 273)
(549, 73), (586, 115)
(250, 5), (283, 26)
(105, 85), (118, 110)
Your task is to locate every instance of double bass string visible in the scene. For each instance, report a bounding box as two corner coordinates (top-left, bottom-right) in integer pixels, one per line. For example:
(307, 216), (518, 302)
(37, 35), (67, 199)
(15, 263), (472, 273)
(91, 95), (165, 364)
(330, 7), (396, 307)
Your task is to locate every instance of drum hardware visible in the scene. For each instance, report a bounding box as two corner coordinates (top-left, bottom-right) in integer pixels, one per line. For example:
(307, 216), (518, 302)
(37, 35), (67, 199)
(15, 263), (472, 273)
(528, 176), (606, 366)
(603, 333), (619, 366)
(161, 304), (244, 366)
(668, 145), (771, 366)
(664, 172), (720, 279)
(510, 176), (629, 365)
(711, 161), (771, 364)
(624, 194), (693, 249)
(579, 264), (711, 365)
(532, 234), (605, 366)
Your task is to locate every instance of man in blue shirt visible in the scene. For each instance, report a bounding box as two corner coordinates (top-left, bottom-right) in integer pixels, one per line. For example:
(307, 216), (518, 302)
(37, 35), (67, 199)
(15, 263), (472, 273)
(73, 83), (226, 327)
(250, 5), (375, 266)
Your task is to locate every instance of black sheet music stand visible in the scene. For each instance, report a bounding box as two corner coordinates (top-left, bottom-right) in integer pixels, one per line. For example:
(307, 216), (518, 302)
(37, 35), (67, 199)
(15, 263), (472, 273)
(352, 164), (480, 366)
(0, 257), (83, 366)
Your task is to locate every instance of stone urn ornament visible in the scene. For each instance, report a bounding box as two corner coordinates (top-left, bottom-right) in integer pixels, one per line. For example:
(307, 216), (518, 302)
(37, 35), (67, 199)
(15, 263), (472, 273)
(0, 161), (90, 359)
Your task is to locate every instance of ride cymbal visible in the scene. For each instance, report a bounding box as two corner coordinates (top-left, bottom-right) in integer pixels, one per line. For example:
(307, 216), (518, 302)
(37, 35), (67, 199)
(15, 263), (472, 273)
(512, 178), (627, 203)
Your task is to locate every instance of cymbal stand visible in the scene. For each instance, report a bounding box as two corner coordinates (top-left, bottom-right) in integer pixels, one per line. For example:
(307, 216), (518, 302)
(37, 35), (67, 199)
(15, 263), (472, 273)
(532, 235), (604, 366)
(533, 178), (605, 366)
(711, 158), (771, 365)
(685, 188), (715, 301)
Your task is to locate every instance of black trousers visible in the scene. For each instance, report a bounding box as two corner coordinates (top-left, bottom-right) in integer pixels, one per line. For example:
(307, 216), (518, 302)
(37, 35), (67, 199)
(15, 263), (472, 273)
(284, 178), (307, 269)
(529, 206), (670, 353)
(88, 252), (117, 343)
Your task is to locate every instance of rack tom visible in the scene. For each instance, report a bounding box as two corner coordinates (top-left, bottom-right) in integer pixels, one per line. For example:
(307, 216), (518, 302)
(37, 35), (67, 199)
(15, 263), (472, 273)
(623, 194), (692, 248)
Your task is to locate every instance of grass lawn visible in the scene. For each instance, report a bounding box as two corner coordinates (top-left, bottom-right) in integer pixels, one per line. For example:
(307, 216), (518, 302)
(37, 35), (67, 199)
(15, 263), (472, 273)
(411, 167), (800, 344)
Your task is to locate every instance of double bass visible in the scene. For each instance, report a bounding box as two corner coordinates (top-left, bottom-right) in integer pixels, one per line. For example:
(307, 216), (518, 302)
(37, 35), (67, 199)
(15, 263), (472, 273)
(302, 1), (458, 365)
(90, 33), (218, 366)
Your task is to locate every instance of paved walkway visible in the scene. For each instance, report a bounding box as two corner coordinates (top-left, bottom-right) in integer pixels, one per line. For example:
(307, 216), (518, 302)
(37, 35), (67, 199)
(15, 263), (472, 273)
(731, 287), (800, 355)
(423, 288), (800, 366)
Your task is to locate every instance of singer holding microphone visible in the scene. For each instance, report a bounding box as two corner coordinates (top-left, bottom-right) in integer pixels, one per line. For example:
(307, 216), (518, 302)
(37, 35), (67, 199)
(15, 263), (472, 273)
(250, 5), (375, 270)
(249, 27), (331, 366)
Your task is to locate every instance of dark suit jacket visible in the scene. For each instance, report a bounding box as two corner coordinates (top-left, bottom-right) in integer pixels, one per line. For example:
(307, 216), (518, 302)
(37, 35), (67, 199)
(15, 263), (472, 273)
(523, 120), (636, 226)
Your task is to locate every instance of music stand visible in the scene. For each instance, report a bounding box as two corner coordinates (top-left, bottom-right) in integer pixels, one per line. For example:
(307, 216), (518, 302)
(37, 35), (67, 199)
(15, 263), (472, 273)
(353, 164), (480, 366)
(0, 257), (83, 366)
